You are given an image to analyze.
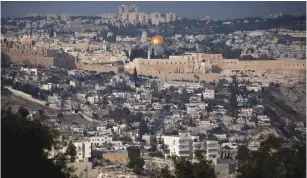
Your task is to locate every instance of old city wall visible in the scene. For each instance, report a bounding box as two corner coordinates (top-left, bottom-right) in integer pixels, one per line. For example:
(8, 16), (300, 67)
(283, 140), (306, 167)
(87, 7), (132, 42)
(76, 63), (119, 73)
(2, 42), (55, 66)
(2, 42), (77, 69)
(217, 59), (306, 71)
(54, 55), (77, 69)
(135, 58), (194, 75)
(126, 58), (219, 82)
(60, 43), (104, 51)
(2, 51), (55, 66)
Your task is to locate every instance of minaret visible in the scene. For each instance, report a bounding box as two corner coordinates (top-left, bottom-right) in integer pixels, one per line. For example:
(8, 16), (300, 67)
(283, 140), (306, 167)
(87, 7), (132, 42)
(147, 47), (151, 59)
(128, 48), (132, 58)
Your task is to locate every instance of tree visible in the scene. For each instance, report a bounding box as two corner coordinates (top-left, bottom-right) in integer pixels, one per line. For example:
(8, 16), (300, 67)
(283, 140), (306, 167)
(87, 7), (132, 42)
(127, 146), (145, 175)
(18, 106), (30, 118)
(2, 107), (77, 178)
(133, 67), (138, 82)
(150, 80), (159, 91)
(153, 150), (217, 178)
(201, 93), (205, 102)
(49, 28), (54, 37)
(229, 75), (239, 117)
(139, 119), (149, 136)
(237, 134), (306, 178)
(122, 107), (131, 115)
(151, 165), (174, 178)
(236, 145), (249, 166)
(66, 142), (77, 162)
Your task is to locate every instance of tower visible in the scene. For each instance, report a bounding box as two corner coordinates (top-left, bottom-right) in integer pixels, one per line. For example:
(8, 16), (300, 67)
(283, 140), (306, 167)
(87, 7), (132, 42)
(141, 31), (148, 43)
(147, 47), (151, 59)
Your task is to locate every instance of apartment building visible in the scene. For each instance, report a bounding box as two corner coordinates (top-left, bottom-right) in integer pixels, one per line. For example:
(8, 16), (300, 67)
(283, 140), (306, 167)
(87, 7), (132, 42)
(73, 141), (92, 162)
(161, 133), (193, 159)
(203, 140), (219, 162)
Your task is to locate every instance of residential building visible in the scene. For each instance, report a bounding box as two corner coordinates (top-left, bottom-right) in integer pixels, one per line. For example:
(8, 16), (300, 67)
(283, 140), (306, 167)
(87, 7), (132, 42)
(203, 140), (219, 162)
(161, 132), (193, 159)
(73, 141), (92, 162)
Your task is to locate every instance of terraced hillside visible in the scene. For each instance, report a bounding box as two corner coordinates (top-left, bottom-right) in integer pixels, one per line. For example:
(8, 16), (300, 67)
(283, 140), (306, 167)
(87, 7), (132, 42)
(261, 82), (306, 123)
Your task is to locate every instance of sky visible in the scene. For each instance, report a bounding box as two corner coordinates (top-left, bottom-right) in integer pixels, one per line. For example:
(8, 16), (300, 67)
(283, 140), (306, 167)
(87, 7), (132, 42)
(1, 1), (306, 20)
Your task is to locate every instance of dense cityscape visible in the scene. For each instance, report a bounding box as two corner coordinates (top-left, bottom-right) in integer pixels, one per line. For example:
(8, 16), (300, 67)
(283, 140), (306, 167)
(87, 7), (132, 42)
(1, 2), (306, 178)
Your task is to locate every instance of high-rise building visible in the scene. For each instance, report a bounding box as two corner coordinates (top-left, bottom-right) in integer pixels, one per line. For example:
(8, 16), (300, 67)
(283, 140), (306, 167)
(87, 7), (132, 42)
(119, 4), (129, 14)
(121, 13), (129, 21)
(150, 12), (162, 25)
(165, 13), (176, 22)
(129, 4), (138, 13)
(128, 12), (139, 24)
(119, 4), (138, 14)
(138, 12), (148, 24)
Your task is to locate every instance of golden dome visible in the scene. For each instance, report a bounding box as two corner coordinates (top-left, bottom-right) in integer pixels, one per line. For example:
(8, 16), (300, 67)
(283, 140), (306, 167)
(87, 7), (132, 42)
(151, 35), (165, 45)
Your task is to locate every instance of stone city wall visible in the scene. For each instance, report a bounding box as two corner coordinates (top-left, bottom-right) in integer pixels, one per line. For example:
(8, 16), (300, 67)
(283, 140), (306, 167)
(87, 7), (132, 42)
(2, 42), (77, 69)
(2, 50), (77, 69)
(60, 43), (104, 51)
(76, 63), (119, 73)
(2, 51), (55, 67)
(217, 59), (306, 71)
(135, 58), (199, 75)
